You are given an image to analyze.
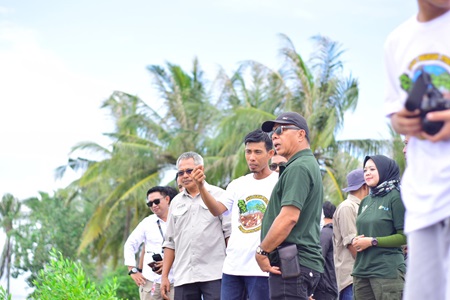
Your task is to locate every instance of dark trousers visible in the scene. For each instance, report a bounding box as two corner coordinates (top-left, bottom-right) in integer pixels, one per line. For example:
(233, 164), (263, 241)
(221, 273), (269, 300)
(174, 279), (221, 300)
(313, 290), (337, 300)
(269, 265), (321, 300)
(353, 272), (404, 300)
(339, 284), (353, 300)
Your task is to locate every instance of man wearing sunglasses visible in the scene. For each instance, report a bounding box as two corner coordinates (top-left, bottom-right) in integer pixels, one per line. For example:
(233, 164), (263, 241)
(161, 152), (231, 300)
(270, 150), (288, 173)
(124, 186), (178, 300)
(257, 112), (324, 300)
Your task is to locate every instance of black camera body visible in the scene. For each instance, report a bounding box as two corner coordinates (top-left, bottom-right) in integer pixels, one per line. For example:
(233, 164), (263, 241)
(405, 69), (450, 135)
(148, 253), (163, 272)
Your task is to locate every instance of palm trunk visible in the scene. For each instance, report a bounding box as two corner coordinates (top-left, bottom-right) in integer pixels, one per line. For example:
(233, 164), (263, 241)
(6, 238), (10, 295)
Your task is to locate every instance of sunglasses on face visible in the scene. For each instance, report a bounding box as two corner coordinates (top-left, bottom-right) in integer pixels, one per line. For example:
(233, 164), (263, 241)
(177, 168), (194, 177)
(146, 198), (161, 207)
(269, 163), (283, 171)
(269, 125), (301, 139)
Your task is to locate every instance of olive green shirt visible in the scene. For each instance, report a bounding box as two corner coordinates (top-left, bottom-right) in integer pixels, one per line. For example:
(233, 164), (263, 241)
(352, 189), (406, 278)
(261, 149), (324, 273)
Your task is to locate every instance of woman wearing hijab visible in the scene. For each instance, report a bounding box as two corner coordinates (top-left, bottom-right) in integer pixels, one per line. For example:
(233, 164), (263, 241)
(351, 155), (406, 300)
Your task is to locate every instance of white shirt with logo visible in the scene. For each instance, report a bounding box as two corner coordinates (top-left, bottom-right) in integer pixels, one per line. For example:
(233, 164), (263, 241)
(219, 172), (279, 276)
(384, 11), (450, 232)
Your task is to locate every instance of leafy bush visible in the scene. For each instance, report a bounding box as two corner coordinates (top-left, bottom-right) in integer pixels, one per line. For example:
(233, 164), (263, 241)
(30, 249), (121, 300)
(0, 286), (12, 300)
(99, 266), (137, 300)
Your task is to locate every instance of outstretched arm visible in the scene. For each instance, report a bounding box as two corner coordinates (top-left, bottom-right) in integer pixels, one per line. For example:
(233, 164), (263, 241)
(192, 166), (228, 216)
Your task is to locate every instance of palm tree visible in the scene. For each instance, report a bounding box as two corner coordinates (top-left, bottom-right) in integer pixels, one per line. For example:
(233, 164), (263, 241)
(0, 194), (21, 294)
(61, 91), (165, 265)
(205, 61), (292, 185)
(57, 59), (221, 266)
(56, 35), (394, 265)
(278, 34), (392, 204)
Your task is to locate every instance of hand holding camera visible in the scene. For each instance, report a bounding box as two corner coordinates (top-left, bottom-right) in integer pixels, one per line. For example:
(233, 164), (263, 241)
(405, 69), (450, 135)
(148, 253), (163, 274)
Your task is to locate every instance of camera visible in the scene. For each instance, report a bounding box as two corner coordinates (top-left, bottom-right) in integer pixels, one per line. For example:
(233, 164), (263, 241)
(405, 69), (450, 135)
(148, 253), (163, 272)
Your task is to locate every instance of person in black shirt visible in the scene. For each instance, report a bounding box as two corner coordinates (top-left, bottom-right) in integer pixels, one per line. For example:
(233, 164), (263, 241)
(313, 201), (338, 300)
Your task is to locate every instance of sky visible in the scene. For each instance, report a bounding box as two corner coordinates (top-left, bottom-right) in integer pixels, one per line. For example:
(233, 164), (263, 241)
(0, 0), (417, 297)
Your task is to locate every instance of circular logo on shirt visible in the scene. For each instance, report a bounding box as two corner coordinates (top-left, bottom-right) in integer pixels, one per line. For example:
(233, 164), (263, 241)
(237, 194), (268, 233)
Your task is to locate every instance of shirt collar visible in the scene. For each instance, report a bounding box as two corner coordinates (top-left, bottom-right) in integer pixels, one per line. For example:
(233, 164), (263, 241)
(182, 181), (212, 198)
(347, 194), (362, 205)
(279, 149), (314, 175)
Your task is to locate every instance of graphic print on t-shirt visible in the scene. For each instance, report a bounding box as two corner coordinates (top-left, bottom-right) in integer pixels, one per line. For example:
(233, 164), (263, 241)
(237, 194), (268, 233)
(399, 53), (450, 94)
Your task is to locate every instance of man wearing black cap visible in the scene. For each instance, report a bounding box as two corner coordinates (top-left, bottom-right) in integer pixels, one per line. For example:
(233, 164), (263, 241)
(256, 112), (324, 300)
(333, 169), (368, 300)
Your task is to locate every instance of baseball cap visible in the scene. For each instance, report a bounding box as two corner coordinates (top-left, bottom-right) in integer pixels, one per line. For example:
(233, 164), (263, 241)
(342, 169), (365, 192)
(261, 112), (310, 141)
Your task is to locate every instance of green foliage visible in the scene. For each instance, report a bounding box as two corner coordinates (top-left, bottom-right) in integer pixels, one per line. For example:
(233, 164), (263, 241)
(237, 200), (247, 214)
(0, 193), (21, 295)
(12, 190), (90, 287)
(0, 285), (12, 300)
(254, 203), (266, 214)
(51, 33), (392, 269)
(98, 266), (137, 300)
(31, 249), (121, 300)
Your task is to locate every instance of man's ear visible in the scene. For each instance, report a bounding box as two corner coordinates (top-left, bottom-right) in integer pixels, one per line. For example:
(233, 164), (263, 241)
(298, 129), (307, 142)
(268, 149), (275, 158)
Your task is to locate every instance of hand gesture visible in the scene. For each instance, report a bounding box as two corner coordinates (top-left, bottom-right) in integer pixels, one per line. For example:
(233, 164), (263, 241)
(191, 166), (206, 188)
(255, 253), (281, 275)
(423, 109), (450, 142)
(391, 108), (422, 136)
(161, 276), (171, 300)
(130, 271), (146, 286)
(352, 235), (372, 252)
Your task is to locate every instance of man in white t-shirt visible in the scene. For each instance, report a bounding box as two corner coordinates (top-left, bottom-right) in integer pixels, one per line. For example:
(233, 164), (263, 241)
(192, 129), (278, 300)
(384, 1), (450, 298)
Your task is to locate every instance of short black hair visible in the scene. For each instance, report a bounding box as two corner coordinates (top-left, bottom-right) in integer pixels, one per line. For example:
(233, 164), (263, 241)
(147, 186), (178, 203)
(244, 129), (273, 152)
(164, 186), (178, 201)
(323, 201), (336, 219)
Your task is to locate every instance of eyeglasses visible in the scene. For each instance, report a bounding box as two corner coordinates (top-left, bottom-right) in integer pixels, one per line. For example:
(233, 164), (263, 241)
(269, 125), (301, 139)
(146, 199), (161, 207)
(177, 168), (194, 177)
(269, 163), (283, 171)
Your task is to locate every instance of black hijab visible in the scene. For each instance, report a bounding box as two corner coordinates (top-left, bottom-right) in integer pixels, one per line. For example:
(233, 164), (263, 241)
(364, 155), (400, 184)
(364, 155), (400, 197)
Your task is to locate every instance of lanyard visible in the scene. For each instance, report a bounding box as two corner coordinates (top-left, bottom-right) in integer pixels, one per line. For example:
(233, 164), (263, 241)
(156, 219), (164, 241)
(156, 219), (164, 254)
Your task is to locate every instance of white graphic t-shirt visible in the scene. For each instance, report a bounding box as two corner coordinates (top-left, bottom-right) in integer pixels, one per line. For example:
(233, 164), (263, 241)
(219, 172), (279, 276)
(384, 11), (450, 232)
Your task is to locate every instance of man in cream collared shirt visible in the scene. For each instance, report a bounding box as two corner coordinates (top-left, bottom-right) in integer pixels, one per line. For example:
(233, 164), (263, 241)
(161, 152), (231, 300)
(333, 169), (368, 300)
(124, 186), (177, 300)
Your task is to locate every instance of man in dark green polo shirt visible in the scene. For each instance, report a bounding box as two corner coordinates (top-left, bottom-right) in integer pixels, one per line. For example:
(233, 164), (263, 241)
(256, 112), (324, 300)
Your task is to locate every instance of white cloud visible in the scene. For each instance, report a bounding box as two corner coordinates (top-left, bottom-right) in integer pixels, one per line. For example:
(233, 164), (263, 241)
(0, 6), (14, 15)
(213, 0), (315, 19)
(0, 22), (114, 199)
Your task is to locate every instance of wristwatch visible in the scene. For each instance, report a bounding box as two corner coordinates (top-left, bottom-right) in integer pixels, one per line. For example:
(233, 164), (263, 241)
(128, 267), (139, 275)
(371, 238), (378, 247)
(256, 245), (270, 256)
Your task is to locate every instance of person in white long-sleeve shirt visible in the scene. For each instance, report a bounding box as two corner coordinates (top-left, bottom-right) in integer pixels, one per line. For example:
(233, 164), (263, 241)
(124, 186), (178, 300)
